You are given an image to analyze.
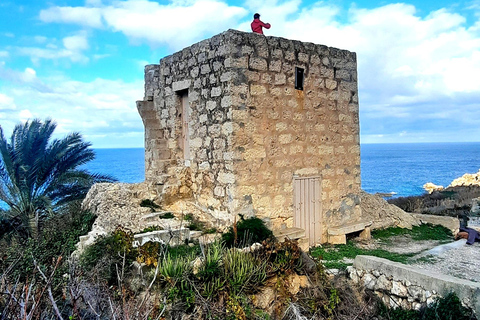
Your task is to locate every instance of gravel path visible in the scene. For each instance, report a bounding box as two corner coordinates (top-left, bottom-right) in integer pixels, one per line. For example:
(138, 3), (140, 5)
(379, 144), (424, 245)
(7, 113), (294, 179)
(363, 236), (480, 283)
(410, 241), (480, 283)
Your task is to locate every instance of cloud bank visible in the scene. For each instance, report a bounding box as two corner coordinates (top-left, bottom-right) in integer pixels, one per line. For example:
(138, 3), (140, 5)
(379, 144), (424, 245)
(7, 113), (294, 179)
(0, 0), (478, 146)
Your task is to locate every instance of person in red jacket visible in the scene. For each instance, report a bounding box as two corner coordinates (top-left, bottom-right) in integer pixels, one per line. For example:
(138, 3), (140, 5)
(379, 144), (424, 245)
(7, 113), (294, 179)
(251, 13), (271, 34)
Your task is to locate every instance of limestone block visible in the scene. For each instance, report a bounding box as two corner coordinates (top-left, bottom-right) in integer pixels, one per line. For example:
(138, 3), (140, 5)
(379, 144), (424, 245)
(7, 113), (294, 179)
(279, 134), (293, 144)
(214, 186), (225, 197)
(261, 73), (272, 83)
(249, 57), (267, 71)
(200, 64), (211, 75)
(250, 84), (267, 95)
(221, 122), (233, 135)
(392, 281), (408, 297)
(359, 227), (371, 240)
(190, 137), (203, 149)
(328, 234), (346, 245)
(270, 87), (282, 96)
(408, 285), (426, 302)
(335, 69), (351, 81)
(217, 172), (235, 184)
(364, 273), (376, 290)
(243, 148), (266, 160)
(375, 274), (392, 291)
(220, 95), (231, 108)
(319, 145), (334, 155)
(133, 228), (190, 247)
(289, 145), (304, 154)
(213, 61), (223, 71)
(269, 60), (282, 72)
(206, 100), (216, 111)
(220, 71), (233, 82)
(211, 87), (222, 97)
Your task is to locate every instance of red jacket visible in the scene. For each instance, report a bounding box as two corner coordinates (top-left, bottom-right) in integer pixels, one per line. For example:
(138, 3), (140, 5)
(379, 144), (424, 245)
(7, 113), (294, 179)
(251, 19), (271, 34)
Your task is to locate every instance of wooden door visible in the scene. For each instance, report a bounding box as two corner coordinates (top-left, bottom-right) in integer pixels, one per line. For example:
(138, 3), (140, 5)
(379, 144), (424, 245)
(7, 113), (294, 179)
(294, 176), (322, 245)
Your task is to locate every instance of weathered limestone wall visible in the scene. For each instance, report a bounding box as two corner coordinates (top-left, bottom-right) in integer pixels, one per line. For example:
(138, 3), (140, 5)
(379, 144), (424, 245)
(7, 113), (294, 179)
(226, 31), (361, 236)
(348, 255), (480, 315)
(138, 31), (237, 221)
(137, 29), (361, 243)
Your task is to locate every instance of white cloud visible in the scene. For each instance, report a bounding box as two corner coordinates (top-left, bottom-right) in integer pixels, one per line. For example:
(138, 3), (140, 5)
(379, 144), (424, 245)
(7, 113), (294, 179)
(0, 51), (8, 58)
(0, 64), (144, 147)
(63, 33), (89, 51)
(34, 36), (48, 44)
(255, 2), (480, 142)
(13, 32), (90, 63)
(19, 109), (33, 122)
(0, 93), (16, 110)
(10, 0), (480, 144)
(39, 6), (103, 28)
(39, 0), (248, 49)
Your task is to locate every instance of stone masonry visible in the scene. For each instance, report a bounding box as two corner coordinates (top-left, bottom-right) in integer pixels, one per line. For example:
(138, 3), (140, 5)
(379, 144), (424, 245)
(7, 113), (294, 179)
(137, 29), (361, 245)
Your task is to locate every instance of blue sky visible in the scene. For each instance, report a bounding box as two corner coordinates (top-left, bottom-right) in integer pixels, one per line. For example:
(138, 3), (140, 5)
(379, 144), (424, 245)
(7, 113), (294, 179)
(0, 0), (479, 148)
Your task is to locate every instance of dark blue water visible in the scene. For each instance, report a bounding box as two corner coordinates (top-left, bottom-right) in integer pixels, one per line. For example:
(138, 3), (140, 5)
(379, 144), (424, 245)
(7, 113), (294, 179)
(85, 143), (480, 198)
(85, 148), (145, 183)
(361, 143), (480, 197)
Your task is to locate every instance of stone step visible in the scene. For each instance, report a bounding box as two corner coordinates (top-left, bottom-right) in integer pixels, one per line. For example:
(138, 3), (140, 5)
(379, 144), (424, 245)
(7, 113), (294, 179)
(144, 219), (185, 229)
(132, 228), (190, 247)
(273, 227), (306, 242)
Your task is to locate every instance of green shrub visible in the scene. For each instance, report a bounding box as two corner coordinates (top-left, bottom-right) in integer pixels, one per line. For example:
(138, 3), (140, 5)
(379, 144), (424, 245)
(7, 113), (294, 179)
(140, 199), (160, 212)
(421, 292), (473, 320)
(376, 292), (475, 320)
(159, 253), (195, 309)
(158, 211), (174, 219)
(222, 216), (274, 248)
(139, 225), (164, 233)
(137, 241), (164, 266)
(80, 227), (137, 285)
(197, 241), (223, 281)
(0, 209), (96, 282)
(223, 248), (267, 295)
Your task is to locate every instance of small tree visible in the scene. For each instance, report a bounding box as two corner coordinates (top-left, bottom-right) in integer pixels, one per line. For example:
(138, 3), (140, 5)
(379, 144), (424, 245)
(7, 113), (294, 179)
(0, 119), (114, 240)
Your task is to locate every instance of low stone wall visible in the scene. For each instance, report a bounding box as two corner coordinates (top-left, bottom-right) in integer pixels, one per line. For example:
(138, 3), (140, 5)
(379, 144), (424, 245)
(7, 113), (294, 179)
(348, 255), (480, 315)
(412, 213), (459, 232)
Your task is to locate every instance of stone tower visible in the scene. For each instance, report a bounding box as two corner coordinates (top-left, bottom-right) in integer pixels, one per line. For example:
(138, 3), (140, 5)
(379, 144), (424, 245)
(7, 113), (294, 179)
(137, 29), (361, 245)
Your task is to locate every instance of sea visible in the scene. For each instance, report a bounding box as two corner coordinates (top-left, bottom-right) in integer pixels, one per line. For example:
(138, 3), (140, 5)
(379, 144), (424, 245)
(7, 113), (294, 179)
(85, 143), (480, 198)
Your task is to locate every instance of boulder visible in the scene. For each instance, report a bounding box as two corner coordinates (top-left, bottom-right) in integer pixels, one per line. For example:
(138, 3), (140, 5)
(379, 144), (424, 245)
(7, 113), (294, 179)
(360, 191), (420, 230)
(423, 182), (444, 194)
(448, 170), (480, 188)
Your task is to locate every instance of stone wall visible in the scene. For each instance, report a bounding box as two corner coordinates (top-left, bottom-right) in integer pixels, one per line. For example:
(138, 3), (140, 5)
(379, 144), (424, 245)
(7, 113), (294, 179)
(348, 255), (480, 315)
(137, 29), (361, 244)
(226, 30), (361, 238)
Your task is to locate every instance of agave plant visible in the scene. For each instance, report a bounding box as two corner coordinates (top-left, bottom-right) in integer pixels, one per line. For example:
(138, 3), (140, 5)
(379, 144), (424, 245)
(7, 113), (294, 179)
(0, 119), (115, 240)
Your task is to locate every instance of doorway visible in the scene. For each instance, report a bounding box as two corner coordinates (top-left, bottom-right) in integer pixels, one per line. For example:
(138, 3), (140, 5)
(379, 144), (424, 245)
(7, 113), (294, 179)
(293, 176), (322, 245)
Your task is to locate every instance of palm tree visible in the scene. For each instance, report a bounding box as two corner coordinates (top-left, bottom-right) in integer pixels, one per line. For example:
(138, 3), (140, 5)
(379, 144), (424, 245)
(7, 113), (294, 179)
(0, 119), (115, 240)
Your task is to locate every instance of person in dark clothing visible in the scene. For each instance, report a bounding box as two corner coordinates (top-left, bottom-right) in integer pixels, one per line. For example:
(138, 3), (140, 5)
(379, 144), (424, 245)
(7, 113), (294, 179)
(251, 13), (271, 34)
(456, 227), (480, 245)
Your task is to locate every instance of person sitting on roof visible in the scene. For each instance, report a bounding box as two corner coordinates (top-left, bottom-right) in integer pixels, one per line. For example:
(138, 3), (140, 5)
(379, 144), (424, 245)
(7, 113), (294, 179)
(251, 13), (271, 35)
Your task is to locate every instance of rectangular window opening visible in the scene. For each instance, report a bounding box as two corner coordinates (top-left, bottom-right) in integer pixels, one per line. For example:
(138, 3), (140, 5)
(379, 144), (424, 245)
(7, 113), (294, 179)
(295, 67), (304, 90)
